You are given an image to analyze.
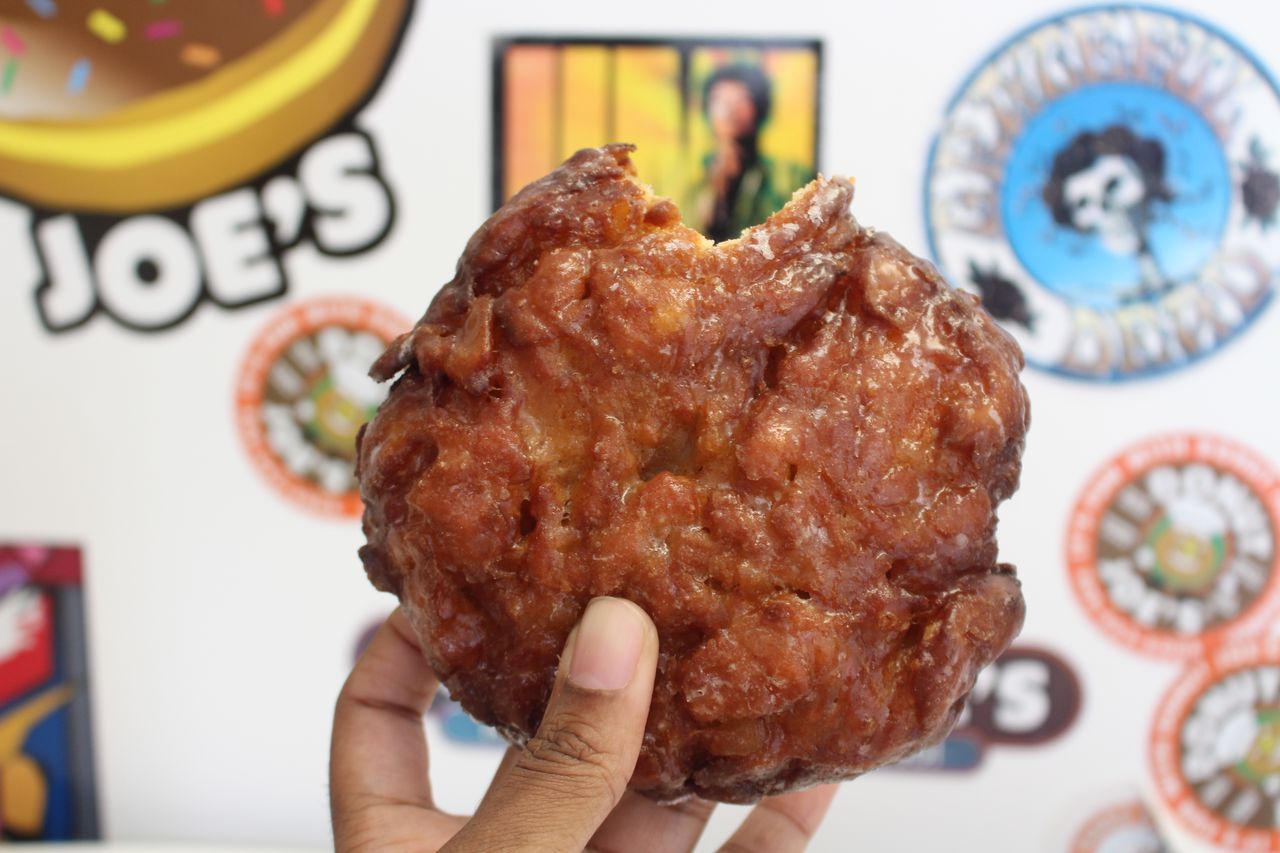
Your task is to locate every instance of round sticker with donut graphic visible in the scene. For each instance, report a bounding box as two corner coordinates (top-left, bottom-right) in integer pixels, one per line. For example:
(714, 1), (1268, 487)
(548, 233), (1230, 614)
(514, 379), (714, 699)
(926, 6), (1280, 380)
(1066, 434), (1280, 659)
(1150, 632), (1280, 850)
(1069, 800), (1167, 853)
(235, 296), (409, 517)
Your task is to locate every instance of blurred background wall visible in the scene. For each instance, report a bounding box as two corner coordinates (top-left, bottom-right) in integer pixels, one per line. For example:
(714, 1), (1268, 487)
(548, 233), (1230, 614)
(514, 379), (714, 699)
(1, 1), (1278, 850)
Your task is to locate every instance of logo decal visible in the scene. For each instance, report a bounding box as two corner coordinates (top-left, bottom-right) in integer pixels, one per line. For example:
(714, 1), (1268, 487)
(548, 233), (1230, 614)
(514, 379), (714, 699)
(235, 297), (408, 517)
(1150, 633), (1280, 849)
(926, 6), (1280, 380)
(891, 645), (1082, 772)
(1069, 800), (1167, 853)
(0, 0), (414, 334)
(1067, 433), (1280, 659)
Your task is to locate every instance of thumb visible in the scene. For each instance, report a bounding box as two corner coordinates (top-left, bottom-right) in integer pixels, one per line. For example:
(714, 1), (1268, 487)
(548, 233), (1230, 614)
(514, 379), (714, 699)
(444, 596), (659, 853)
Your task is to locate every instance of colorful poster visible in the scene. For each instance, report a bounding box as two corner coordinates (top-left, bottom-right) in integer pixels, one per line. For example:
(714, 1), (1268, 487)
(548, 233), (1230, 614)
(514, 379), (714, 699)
(0, 545), (97, 841)
(495, 38), (821, 240)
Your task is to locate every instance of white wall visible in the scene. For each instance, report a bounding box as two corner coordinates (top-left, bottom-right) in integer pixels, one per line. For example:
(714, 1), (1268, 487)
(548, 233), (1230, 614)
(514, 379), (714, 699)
(2, 1), (1278, 850)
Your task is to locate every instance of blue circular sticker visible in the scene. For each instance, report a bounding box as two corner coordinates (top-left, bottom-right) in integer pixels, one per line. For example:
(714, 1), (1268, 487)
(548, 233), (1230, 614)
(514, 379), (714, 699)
(926, 6), (1280, 380)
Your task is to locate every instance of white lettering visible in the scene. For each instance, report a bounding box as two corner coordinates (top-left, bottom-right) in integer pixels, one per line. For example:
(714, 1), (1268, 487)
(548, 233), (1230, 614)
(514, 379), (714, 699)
(95, 217), (201, 330)
(299, 133), (392, 254)
(993, 660), (1051, 733)
(192, 188), (284, 307)
(1100, 513), (1139, 550)
(34, 216), (97, 330)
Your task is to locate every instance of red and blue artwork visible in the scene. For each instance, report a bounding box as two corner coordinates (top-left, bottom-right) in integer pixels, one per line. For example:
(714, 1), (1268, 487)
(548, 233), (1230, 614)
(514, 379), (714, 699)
(0, 544), (98, 840)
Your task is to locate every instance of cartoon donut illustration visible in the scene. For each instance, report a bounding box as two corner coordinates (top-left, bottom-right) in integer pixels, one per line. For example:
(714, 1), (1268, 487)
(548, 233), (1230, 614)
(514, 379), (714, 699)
(0, 0), (412, 212)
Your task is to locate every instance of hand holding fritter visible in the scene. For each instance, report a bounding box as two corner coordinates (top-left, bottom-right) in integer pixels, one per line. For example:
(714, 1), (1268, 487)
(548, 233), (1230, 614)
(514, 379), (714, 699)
(357, 144), (1029, 802)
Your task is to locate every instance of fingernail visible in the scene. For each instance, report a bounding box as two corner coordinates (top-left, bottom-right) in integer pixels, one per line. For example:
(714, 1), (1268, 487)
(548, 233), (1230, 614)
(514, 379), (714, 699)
(567, 597), (645, 691)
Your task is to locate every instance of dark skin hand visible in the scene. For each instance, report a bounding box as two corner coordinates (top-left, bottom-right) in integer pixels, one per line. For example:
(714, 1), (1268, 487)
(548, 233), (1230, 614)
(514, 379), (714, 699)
(330, 596), (838, 852)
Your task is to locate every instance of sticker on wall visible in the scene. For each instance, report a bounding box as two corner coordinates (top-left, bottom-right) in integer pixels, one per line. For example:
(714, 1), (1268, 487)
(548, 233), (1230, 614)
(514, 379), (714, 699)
(494, 38), (820, 241)
(0, 0), (415, 334)
(926, 6), (1280, 380)
(1068, 799), (1167, 853)
(891, 645), (1082, 772)
(1067, 433), (1280, 659)
(235, 296), (409, 518)
(0, 545), (98, 841)
(1150, 632), (1280, 849)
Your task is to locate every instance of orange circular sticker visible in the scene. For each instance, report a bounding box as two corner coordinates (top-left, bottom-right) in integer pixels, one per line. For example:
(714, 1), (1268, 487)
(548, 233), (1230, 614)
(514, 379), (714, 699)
(235, 296), (409, 517)
(1150, 633), (1280, 850)
(1067, 434), (1280, 659)
(1070, 800), (1166, 853)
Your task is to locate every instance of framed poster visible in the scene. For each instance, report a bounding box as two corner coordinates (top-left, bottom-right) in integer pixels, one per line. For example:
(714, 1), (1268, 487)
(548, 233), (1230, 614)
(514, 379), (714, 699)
(494, 37), (821, 240)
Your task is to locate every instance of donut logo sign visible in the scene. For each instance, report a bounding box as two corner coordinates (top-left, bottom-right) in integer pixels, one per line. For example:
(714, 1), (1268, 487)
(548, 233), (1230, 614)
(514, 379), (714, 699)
(0, 0), (414, 334)
(235, 297), (408, 517)
(926, 6), (1280, 380)
(1150, 633), (1280, 849)
(1067, 434), (1280, 658)
(1069, 800), (1167, 853)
